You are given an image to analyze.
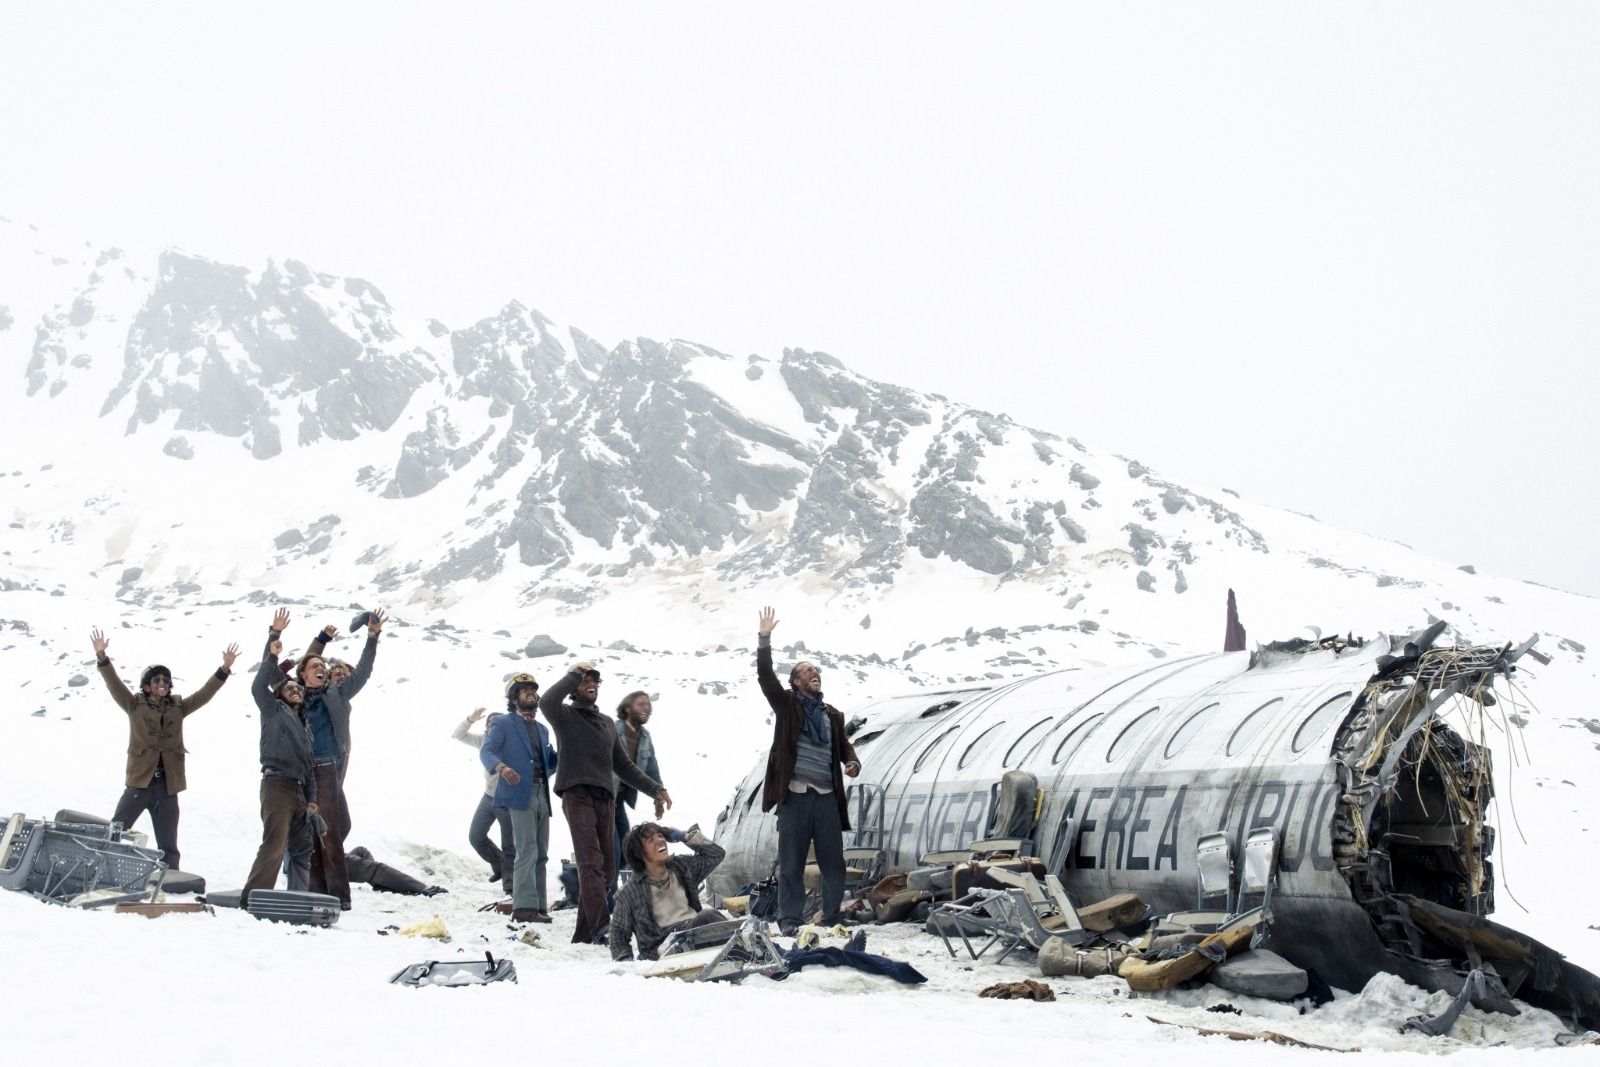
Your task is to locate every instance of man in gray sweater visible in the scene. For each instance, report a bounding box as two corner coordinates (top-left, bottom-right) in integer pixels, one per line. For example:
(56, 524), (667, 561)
(540, 661), (672, 944)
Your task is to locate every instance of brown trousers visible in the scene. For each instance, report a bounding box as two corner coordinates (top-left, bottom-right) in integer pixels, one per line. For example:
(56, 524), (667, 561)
(243, 777), (312, 906)
(561, 785), (616, 944)
(308, 761), (352, 904)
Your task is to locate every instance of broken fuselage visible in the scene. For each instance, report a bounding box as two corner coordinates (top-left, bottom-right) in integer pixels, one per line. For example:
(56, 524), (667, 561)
(713, 626), (1600, 1026)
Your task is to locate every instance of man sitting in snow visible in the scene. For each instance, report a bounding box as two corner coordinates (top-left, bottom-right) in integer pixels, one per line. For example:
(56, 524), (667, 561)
(608, 823), (726, 961)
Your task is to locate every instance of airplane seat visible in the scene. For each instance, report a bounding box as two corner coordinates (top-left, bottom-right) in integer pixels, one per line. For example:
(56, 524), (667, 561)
(986, 769), (1040, 845)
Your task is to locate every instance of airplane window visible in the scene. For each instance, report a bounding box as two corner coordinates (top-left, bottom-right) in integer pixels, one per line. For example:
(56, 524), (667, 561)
(1003, 717), (1053, 767)
(1292, 692), (1353, 754)
(852, 730), (884, 748)
(1052, 713), (1104, 765)
(1164, 702), (1219, 758)
(745, 782), (761, 810)
(1106, 706), (1161, 763)
(1226, 698), (1284, 756)
(921, 700), (962, 718)
(913, 725), (963, 772)
(957, 722), (1008, 770)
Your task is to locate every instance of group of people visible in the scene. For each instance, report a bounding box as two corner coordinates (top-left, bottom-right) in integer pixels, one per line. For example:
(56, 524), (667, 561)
(91, 605), (865, 959)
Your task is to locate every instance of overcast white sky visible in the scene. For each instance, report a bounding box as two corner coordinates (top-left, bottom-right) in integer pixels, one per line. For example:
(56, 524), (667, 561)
(2, 3), (1596, 595)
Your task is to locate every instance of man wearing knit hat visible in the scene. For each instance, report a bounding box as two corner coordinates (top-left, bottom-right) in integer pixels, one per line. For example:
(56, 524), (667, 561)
(481, 673), (559, 922)
(754, 606), (861, 937)
(90, 627), (239, 872)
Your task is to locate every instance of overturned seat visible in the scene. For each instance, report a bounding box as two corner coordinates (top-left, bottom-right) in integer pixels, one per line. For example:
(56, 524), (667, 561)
(648, 916), (787, 982)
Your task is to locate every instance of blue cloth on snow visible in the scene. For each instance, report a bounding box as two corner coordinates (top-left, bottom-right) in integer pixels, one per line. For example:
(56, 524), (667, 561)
(774, 946), (927, 985)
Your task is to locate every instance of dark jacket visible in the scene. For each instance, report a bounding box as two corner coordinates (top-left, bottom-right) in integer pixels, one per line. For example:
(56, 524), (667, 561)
(303, 629), (379, 757)
(613, 721), (660, 811)
(608, 830), (726, 961)
(480, 713), (558, 811)
(539, 671), (664, 801)
(97, 659), (227, 793)
(757, 638), (857, 829)
(251, 633), (317, 801)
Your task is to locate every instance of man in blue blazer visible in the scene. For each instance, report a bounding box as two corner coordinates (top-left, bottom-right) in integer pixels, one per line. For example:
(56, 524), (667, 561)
(481, 673), (559, 923)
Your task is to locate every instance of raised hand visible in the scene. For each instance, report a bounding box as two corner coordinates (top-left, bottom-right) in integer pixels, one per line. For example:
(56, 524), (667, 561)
(321, 624), (339, 640)
(758, 607), (777, 637)
(90, 628), (109, 656)
(469, 706), (486, 722)
(269, 639), (283, 658)
(271, 608), (290, 634)
(367, 608), (387, 635)
(222, 643), (240, 671)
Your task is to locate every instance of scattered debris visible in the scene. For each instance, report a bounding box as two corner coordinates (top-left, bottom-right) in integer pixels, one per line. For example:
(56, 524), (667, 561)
(978, 979), (1056, 1001)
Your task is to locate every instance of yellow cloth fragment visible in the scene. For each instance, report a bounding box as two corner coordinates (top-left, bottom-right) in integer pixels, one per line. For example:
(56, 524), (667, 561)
(794, 923), (849, 949)
(397, 916), (451, 942)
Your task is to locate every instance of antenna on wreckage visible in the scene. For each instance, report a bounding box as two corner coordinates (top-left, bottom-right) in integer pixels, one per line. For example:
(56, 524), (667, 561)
(1223, 588), (1247, 652)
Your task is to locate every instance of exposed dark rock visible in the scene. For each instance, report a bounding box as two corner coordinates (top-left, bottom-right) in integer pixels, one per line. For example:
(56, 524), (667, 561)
(118, 567), (143, 584)
(1458, 564), (1477, 574)
(162, 436), (194, 460)
(524, 634), (567, 657)
(274, 529), (304, 550)
(1136, 570), (1156, 592)
(67, 674), (88, 687)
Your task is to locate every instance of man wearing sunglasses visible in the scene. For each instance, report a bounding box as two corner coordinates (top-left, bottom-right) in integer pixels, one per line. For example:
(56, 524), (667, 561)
(541, 661), (672, 945)
(90, 628), (239, 873)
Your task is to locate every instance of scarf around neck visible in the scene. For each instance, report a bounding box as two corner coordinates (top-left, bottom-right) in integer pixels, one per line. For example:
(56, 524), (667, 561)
(797, 689), (829, 745)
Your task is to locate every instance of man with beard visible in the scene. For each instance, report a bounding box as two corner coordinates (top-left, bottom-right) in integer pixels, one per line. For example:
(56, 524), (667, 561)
(243, 611), (318, 906)
(480, 674), (559, 922)
(90, 628), (239, 872)
(540, 662), (671, 944)
(609, 690), (665, 906)
(755, 607), (861, 936)
(291, 608), (385, 907)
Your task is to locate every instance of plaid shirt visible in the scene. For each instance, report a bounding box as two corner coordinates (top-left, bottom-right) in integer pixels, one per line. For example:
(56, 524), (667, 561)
(608, 832), (726, 961)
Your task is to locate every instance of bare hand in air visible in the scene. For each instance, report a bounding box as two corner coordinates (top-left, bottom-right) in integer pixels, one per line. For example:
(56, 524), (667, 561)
(758, 607), (777, 637)
(222, 643), (240, 671)
(90, 628), (109, 657)
(272, 608), (290, 635)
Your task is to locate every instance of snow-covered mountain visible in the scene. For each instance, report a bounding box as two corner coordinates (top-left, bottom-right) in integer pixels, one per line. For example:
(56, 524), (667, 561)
(4, 213), (1592, 664)
(4, 214), (1600, 1055)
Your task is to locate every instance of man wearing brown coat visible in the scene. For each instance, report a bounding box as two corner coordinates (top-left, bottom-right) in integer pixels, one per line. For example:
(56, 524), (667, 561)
(755, 607), (860, 936)
(91, 627), (239, 871)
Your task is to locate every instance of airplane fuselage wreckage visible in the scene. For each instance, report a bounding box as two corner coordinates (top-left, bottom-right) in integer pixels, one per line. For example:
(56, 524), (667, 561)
(712, 622), (1600, 1029)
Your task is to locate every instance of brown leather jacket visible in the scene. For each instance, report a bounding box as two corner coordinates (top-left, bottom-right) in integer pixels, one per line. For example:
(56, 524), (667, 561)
(98, 659), (228, 792)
